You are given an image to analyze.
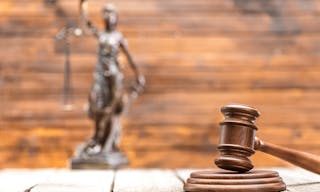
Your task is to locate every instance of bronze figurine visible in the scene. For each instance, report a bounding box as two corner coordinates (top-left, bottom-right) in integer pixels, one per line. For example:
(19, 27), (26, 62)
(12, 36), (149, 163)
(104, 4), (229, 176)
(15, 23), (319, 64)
(184, 104), (320, 192)
(70, 1), (145, 169)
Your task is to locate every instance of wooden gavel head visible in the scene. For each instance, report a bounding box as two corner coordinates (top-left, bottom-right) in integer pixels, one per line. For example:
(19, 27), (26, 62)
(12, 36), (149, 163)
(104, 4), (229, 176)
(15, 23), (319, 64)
(215, 104), (260, 172)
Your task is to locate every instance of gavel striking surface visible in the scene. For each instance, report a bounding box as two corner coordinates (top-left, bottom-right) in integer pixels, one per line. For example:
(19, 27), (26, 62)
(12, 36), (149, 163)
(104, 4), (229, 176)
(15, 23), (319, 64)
(184, 170), (286, 192)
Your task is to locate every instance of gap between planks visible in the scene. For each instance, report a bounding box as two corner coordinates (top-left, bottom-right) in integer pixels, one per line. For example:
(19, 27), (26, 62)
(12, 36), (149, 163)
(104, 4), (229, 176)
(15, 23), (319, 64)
(3, 168), (318, 192)
(20, 169), (185, 192)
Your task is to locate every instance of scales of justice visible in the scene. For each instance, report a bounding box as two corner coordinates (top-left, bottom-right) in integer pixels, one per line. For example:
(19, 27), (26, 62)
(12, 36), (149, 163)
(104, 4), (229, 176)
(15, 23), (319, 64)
(60, 0), (145, 169)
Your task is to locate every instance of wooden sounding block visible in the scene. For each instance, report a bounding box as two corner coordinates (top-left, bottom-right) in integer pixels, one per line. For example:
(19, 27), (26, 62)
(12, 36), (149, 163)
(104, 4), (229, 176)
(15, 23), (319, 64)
(185, 104), (320, 192)
(184, 170), (286, 192)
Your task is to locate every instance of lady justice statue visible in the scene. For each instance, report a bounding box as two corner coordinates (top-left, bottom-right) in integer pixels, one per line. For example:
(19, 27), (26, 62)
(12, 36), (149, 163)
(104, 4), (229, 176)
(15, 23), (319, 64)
(70, 0), (145, 169)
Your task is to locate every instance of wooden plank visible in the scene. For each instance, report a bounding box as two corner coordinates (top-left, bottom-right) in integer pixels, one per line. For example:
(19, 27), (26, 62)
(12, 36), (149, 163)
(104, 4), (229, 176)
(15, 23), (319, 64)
(5, 90), (320, 111)
(129, 149), (320, 169)
(29, 184), (101, 192)
(0, 133), (318, 169)
(1, 124), (319, 151)
(0, 1), (55, 17)
(270, 168), (320, 192)
(60, 35), (320, 54)
(4, 14), (320, 37)
(113, 169), (183, 192)
(0, 148), (216, 169)
(56, 0), (320, 16)
(288, 183), (320, 192)
(268, 168), (320, 185)
(0, 144), (318, 169)
(3, 36), (320, 55)
(2, 0), (320, 17)
(11, 137), (320, 169)
(33, 170), (114, 192)
(3, 91), (320, 127)
(3, 104), (320, 129)
(0, 169), (55, 192)
(2, 70), (320, 95)
(17, 169), (114, 192)
(176, 169), (193, 182)
(1, 53), (320, 74)
(0, 150), (73, 168)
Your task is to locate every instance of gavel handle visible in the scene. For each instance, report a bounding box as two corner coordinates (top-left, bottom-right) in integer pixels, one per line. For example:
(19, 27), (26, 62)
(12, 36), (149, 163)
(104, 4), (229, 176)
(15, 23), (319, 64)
(254, 137), (320, 174)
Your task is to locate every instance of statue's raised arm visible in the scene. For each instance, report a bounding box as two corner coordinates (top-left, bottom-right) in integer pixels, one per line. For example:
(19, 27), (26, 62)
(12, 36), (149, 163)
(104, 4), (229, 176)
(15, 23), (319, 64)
(120, 38), (145, 93)
(80, 0), (99, 37)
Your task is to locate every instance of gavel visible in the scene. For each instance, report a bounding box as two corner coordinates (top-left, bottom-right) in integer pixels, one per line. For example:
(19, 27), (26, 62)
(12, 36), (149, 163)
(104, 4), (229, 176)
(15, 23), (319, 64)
(215, 104), (320, 174)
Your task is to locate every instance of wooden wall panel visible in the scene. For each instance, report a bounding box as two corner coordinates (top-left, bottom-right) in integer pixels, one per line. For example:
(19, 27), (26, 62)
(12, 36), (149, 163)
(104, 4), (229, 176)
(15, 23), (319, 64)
(0, 0), (319, 169)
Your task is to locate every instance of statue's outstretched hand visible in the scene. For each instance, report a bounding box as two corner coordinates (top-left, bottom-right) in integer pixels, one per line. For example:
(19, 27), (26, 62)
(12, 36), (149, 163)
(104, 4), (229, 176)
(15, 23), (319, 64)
(134, 75), (145, 93)
(137, 75), (146, 88)
(128, 75), (145, 100)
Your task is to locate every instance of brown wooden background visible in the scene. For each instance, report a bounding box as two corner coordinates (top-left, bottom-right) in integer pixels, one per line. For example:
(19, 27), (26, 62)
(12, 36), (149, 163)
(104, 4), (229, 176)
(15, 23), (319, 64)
(0, 0), (320, 169)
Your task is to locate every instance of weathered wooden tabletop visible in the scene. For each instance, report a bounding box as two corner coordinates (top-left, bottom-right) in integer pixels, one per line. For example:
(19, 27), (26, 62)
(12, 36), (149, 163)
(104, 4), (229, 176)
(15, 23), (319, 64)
(0, 168), (319, 192)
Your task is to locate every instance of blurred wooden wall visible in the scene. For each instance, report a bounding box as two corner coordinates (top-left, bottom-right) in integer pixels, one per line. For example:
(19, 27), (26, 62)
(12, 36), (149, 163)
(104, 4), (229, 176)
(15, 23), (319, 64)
(0, 0), (320, 168)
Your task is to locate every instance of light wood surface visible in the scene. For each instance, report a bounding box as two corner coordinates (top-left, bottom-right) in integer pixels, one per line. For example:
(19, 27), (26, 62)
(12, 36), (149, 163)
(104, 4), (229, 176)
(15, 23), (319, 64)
(0, 168), (318, 192)
(114, 169), (183, 192)
(1, 0), (320, 168)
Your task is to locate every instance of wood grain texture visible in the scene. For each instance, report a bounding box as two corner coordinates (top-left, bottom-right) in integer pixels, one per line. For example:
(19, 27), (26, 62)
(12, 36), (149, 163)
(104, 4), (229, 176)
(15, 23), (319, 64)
(177, 168), (320, 185)
(178, 168), (320, 192)
(38, 170), (114, 192)
(0, 169), (56, 192)
(183, 170), (286, 192)
(1, 0), (320, 168)
(269, 168), (320, 185)
(288, 183), (320, 192)
(113, 169), (184, 192)
(0, 168), (317, 192)
(0, 169), (114, 192)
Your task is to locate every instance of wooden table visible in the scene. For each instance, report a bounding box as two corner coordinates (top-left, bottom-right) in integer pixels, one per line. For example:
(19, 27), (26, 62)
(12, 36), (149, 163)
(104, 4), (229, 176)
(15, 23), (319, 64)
(0, 168), (319, 192)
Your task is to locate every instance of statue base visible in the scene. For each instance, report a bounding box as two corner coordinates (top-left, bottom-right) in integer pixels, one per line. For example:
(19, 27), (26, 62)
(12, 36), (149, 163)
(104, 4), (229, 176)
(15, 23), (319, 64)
(70, 144), (129, 169)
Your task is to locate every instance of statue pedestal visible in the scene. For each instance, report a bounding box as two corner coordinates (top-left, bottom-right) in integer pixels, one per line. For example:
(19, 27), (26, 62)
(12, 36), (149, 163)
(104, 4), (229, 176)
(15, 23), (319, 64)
(70, 144), (129, 169)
